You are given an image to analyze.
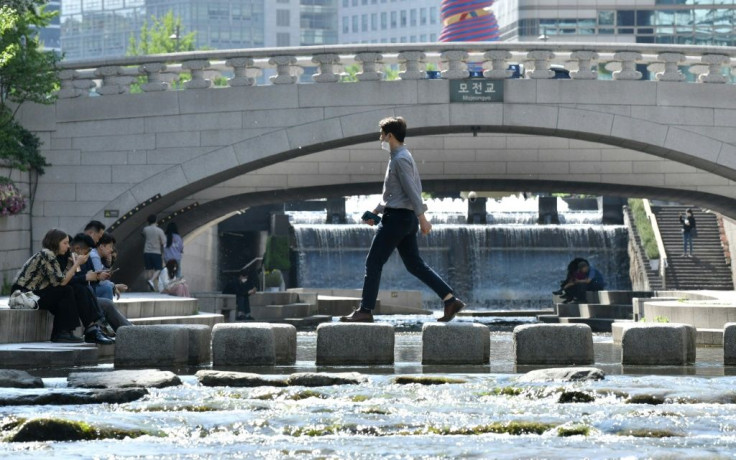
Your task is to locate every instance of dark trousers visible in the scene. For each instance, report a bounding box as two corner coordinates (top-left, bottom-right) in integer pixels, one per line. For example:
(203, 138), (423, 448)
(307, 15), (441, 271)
(33, 285), (82, 334)
(236, 295), (250, 315)
(360, 208), (452, 310)
(567, 281), (604, 302)
(97, 297), (132, 331)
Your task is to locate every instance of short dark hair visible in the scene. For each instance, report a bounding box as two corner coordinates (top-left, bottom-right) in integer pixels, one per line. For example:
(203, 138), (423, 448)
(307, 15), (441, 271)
(41, 228), (69, 253)
(147, 214), (157, 224)
(71, 233), (96, 249)
(97, 232), (116, 246)
(379, 116), (407, 143)
(84, 220), (106, 232)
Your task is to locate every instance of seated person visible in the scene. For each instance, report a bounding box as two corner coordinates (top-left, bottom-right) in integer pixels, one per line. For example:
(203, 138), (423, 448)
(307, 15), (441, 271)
(562, 260), (605, 304)
(89, 232), (128, 300)
(70, 234), (130, 341)
(12, 229), (99, 343)
(158, 259), (190, 297)
(553, 257), (588, 297)
(223, 269), (257, 321)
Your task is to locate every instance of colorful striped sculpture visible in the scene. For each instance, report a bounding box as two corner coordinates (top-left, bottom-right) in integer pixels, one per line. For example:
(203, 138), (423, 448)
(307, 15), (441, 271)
(439, 0), (499, 42)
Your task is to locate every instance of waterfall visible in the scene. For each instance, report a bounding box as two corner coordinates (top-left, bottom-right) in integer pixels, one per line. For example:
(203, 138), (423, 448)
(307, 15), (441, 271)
(293, 224), (630, 310)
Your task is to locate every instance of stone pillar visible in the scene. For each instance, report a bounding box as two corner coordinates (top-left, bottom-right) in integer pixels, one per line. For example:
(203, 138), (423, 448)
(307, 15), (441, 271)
(612, 51), (643, 80)
(269, 55), (298, 84)
(513, 324), (594, 365)
(57, 69), (95, 99)
(95, 66), (126, 95)
(211, 323), (276, 366)
(422, 323), (489, 365)
(621, 323), (693, 365)
(600, 196), (625, 225)
(440, 50), (469, 80)
(226, 57), (256, 87)
(570, 51), (598, 80)
(182, 60), (212, 89)
(655, 52), (686, 82)
(467, 197), (487, 224)
(312, 53), (341, 83)
(355, 52), (383, 81)
(316, 323), (394, 365)
(483, 50), (513, 79)
(537, 196), (559, 225)
(398, 51), (426, 80)
(270, 213), (291, 237)
(525, 50), (555, 79)
(326, 197), (346, 224)
(724, 323), (736, 365)
(139, 62), (169, 92)
(698, 54), (730, 84)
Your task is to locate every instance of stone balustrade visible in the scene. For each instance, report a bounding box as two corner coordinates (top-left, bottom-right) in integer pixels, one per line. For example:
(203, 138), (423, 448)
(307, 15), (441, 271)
(56, 43), (736, 98)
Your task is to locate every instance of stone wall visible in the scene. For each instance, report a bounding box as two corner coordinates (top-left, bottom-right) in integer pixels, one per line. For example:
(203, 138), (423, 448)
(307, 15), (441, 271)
(627, 236), (650, 292)
(721, 216), (736, 284)
(181, 225), (218, 293)
(0, 167), (32, 291)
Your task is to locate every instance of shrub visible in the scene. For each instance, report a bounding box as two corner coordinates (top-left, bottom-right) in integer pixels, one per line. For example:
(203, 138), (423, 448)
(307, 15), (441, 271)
(628, 199), (660, 260)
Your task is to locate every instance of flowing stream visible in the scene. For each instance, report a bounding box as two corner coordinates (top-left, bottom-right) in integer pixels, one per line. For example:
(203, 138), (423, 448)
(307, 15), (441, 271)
(2, 330), (736, 459)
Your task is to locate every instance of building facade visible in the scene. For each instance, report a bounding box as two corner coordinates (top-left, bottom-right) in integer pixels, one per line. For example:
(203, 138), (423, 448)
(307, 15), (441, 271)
(60, 0), (337, 61)
(494, 0), (735, 45)
(337, 0), (441, 44)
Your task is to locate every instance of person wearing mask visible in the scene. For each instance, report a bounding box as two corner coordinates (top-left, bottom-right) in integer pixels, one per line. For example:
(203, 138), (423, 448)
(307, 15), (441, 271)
(341, 116), (466, 323)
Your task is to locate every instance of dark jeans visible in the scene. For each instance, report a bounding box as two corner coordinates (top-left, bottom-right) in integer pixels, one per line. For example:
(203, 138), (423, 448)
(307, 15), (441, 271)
(567, 281), (604, 302)
(97, 297), (133, 331)
(360, 208), (452, 310)
(236, 295), (250, 315)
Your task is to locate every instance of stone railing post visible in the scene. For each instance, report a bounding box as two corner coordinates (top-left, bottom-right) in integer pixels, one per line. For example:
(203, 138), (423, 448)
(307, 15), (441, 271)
(612, 51), (642, 80)
(95, 66), (126, 95)
(570, 50), (598, 80)
(355, 52), (383, 81)
(182, 60), (212, 89)
(139, 62), (169, 92)
(269, 55), (298, 84)
(697, 54), (730, 84)
(225, 57), (256, 87)
(312, 53), (341, 83)
(441, 50), (469, 79)
(57, 69), (95, 98)
(655, 52), (686, 82)
(398, 51), (426, 80)
(525, 50), (555, 79)
(483, 50), (512, 79)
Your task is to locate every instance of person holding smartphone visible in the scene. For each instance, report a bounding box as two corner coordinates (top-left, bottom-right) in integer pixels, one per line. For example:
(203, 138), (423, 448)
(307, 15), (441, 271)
(341, 116), (466, 323)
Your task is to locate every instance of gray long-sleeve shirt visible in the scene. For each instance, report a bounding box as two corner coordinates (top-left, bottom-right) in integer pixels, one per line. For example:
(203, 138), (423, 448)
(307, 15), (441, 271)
(376, 145), (427, 216)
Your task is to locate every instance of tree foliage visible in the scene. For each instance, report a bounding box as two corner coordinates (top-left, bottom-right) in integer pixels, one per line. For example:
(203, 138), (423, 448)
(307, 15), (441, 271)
(127, 11), (196, 56)
(0, 2), (57, 174)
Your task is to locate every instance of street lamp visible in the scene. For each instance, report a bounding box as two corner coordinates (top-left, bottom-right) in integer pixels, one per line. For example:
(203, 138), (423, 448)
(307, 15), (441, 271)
(169, 25), (180, 52)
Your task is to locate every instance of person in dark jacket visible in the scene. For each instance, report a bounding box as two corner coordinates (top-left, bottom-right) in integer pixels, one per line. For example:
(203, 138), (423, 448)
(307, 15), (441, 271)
(679, 208), (696, 257)
(563, 260), (606, 303)
(224, 269), (257, 321)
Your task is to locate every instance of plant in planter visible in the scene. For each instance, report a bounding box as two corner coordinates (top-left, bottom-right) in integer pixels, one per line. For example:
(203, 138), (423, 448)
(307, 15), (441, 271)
(0, 178), (26, 216)
(264, 269), (283, 291)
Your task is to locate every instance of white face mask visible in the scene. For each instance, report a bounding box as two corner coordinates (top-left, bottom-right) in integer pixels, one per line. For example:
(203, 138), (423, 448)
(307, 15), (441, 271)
(381, 141), (391, 152)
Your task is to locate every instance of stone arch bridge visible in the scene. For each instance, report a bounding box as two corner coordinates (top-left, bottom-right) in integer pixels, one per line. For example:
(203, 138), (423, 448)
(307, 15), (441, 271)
(14, 42), (736, 284)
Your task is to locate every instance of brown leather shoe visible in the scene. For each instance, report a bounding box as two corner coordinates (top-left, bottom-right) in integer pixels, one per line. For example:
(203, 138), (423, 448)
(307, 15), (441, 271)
(340, 309), (374, 323)
(438, 298), (465, 322)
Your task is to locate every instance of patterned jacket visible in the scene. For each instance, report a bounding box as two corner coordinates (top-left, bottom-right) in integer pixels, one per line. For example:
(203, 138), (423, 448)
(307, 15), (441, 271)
(12, 249), (66, 292)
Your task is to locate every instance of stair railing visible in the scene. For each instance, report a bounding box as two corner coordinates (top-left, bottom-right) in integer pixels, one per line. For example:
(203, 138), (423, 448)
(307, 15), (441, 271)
(643, 199), (668, 288)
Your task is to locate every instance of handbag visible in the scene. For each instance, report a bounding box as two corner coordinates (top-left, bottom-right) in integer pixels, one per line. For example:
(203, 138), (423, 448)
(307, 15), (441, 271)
(8, 290), (40, 310)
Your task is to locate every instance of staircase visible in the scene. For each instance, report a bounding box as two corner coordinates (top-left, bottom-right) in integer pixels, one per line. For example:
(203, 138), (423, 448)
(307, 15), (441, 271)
(651, 206), (734, 290)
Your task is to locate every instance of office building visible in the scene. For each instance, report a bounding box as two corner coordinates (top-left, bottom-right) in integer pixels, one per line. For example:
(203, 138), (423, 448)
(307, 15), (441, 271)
(60, 0), (338, 61)
(338, 0), (441, 44)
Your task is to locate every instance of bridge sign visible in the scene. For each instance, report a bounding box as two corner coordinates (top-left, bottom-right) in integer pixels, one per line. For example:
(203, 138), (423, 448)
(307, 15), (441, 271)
(450, 80), (504, 103)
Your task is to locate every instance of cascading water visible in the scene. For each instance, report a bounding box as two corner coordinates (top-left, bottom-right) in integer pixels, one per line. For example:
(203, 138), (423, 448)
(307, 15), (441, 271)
(292, 196), (630, 309)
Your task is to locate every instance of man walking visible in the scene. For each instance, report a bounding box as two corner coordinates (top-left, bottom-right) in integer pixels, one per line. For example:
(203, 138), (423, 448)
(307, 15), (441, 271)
(341, 116), (465, 323)
(142, 214), (166, 291)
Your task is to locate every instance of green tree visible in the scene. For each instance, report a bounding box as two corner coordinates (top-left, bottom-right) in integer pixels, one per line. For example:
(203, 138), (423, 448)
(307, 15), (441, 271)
(127, 11), (196, 56)
(0, 1), (58, 175)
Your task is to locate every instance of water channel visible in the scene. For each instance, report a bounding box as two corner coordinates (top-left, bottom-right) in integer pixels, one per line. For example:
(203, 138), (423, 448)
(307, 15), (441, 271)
(2, 327), (736, 459)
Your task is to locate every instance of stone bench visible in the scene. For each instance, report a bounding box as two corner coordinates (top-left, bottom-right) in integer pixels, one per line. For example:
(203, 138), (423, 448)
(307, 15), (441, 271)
(115, 325), (190, 368)
(621, 323), (695, 365)
(316, 323), (394, 365)
(722, 323), (736, 365)
(211, 323), (275, 366)
(513, 324), (594, 365)
(421, 323), (489, 365)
